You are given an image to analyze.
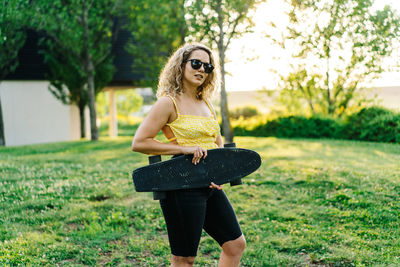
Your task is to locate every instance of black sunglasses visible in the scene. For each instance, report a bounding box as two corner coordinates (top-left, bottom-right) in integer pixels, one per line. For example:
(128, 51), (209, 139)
(185, 59), (214, 74)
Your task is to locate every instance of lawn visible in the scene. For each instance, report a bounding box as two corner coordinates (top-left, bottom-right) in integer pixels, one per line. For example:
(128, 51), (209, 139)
(1, 136), (399, 266)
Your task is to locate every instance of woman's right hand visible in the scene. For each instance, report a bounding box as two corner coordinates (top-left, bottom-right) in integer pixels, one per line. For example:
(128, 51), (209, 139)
(181, 146), (207, 165)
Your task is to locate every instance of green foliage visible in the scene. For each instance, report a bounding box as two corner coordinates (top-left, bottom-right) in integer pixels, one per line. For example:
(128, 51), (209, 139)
(344, 106), (400, 142)
(96, 91), (108, 119)
(230, 106), (260, 120)
(122, 0), (186, 91)
(41, 39), (115, 138)
(186, 0), (260, 48)
(360, 113), (400, 143)
(96, 90), (143, 119)
(1, 137), (400, 265)
(32, 0), (119, 140)
(186, 0), (263, 143)
(272, 0), (400, 116)
(276, 68), (327, 115)
(344, 106), (394, 139)
(232, 106), (400, 144)
(44, 42), (115, 106)
(116, 90), (143, 117)
(232, 115), (267, 137)
(233, 115), (345, 139)
(32, 0), (116, 68)
(43, 38), (115, 138)
(0, 0), (28, 79)
(265, 115), (345, 139)
(0, 0), (30, 146)
(98, 119), (142, 137)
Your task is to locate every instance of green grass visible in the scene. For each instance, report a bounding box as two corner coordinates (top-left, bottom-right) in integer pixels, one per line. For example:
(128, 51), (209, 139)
(98, 119), (141, 137)
(1, 137), (399, 266)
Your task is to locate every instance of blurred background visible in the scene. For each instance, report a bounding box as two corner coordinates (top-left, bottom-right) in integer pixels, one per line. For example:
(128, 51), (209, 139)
(2, 2), (400, 265)
(1, 0), (399, 146)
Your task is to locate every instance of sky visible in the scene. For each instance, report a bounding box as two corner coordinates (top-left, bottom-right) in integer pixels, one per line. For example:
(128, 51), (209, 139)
(224, 0), (400, 92)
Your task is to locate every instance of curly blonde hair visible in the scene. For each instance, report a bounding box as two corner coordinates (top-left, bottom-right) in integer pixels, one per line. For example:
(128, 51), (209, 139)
(157, 43), (220, 100)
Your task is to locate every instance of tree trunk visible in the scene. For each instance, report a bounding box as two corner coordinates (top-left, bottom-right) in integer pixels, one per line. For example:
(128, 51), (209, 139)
(325, 48), (334, 115)
(219, 47), (233, 143)
(78, 100), (86, 139)
(299, 85), (315, 114)
(216, 0), (233, 144)
(86, 62), (98, 140)
(306, 95), (315, 114)
(0, 98), (5, 146)
(83, 5), (98, 141)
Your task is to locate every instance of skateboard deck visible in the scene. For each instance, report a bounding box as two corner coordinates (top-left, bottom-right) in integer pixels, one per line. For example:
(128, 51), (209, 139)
(132, 147), (261, 192)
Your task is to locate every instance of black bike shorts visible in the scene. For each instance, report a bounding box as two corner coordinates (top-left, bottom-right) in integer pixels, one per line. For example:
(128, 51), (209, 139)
(159, 187), (242, 257)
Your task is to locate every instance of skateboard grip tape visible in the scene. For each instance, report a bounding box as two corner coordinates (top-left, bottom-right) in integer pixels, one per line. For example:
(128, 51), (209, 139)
(142, 144), (245, 200)
(224, 143), (243, 186)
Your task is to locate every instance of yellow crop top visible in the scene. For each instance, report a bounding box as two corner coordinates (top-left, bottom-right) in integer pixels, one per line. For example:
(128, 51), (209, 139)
(166, 96), (220, 150)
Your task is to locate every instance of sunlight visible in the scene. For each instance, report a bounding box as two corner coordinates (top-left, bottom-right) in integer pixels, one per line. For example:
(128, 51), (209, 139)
(225, 0), (400, 92)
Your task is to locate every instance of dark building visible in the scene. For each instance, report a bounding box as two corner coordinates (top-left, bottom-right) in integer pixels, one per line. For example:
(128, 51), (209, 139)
(1, 20), (147, 146)
(5, 21), (142, 86)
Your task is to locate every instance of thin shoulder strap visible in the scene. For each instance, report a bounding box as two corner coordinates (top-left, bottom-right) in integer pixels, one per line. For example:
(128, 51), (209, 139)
(167, 95), (180, 115)
(204, 99), (215, 117)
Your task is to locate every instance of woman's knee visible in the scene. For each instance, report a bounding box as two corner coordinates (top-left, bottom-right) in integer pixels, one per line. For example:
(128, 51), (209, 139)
(171, 255), (196, 266)
(222, 235), (246, 256)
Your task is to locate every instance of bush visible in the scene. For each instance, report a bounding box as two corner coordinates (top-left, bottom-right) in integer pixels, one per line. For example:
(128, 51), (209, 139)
(232, 115), (267, 137)
(231, 106), (400, 144)
(263, 115), (345, 139)
(344, 106), (395, 140)
(233, 115), (345, 139)
(359, 113), (400, 143)
(230, 106), (260, 120)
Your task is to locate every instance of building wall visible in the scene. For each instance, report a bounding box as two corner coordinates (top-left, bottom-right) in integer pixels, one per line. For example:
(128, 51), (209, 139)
(0, 81), (82, 146)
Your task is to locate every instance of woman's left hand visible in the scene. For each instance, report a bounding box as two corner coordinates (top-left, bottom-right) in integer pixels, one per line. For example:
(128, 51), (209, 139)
(209, 182), (223, 190)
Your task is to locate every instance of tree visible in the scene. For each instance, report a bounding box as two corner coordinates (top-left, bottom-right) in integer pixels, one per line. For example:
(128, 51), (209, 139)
(122, 0), (187, 91)
(0, 0), (29, 146)
(272, 0), (400, 116)
(116, 90), (143, 117)
(43, 41), (115, 138)
(276, 66), (324, 115)
(33, 0), (119, 140)
(186, 0), (262, 143)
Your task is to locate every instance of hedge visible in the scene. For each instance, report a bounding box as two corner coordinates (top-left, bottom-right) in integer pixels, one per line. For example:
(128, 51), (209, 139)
(232, 107), (400, 144)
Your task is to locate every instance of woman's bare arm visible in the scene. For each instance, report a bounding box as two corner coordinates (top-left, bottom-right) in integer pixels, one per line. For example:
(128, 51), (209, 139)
(132, 97), (208, 163)
(131, 97), (183, 155)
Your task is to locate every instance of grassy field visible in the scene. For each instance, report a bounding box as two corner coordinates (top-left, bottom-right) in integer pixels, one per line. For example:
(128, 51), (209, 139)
(1, 136), (400, 266)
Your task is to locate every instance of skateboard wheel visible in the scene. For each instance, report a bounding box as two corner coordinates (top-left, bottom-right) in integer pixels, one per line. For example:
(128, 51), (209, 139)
(148, 155), (166, 200)
(149, 155), (162, 164)
(224, 143), (243, 186)
(224, 143), (236, 148)
(230, 179), (243, 186)
(153, 191), (166, 200)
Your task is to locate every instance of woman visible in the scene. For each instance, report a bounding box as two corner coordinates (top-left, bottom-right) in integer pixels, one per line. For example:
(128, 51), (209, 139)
(132, 43), (245, 267)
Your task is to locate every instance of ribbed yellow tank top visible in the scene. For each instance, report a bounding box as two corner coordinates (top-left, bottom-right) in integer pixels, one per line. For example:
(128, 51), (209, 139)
(166, 96), (220, 150)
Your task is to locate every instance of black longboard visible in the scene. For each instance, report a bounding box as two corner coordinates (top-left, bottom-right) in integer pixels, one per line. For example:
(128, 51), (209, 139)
(132, 146), (261, 193)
